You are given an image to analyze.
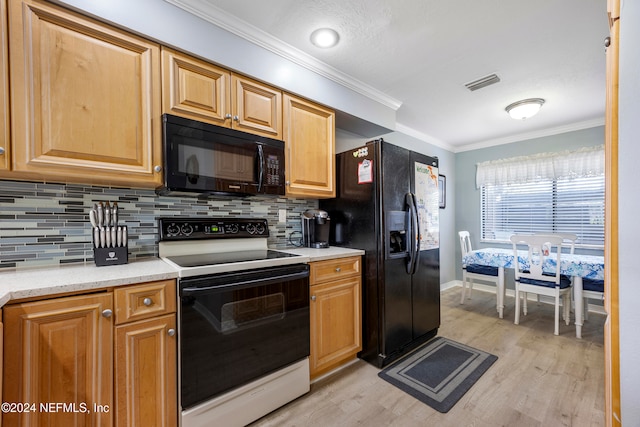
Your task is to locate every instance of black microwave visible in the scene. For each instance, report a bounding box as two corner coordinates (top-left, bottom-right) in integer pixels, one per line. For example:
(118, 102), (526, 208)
(157, 114), (285, 197)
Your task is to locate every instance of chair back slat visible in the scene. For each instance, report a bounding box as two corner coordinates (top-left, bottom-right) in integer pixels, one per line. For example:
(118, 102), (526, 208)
(536, 233), (577, 254)
(510, 234), (563, 284)
(458, 231), (472, 257)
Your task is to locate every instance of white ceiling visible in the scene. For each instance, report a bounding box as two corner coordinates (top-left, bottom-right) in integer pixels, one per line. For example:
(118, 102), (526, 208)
(172, 0), (608, 151)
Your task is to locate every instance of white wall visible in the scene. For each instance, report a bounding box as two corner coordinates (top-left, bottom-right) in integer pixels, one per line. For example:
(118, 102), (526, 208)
(617, 1), (640, 423)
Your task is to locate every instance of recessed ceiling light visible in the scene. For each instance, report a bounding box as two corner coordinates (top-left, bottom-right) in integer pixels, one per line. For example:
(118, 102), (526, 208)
(505, 98), (545, 120)
(310, 28), (340, 48)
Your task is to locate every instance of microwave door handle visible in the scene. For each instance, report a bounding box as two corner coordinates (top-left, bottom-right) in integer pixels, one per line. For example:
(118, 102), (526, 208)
(257, 144), (265, 192)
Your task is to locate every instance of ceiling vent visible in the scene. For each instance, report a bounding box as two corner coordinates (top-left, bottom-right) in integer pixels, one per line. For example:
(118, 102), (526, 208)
(465, 73), (501, 91)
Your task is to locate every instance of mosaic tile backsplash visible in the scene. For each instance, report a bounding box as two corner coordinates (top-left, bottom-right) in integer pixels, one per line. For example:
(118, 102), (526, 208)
(0, 180), (317, 270)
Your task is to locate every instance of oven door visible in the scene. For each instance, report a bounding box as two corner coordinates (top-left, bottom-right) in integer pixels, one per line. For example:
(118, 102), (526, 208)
(179, 264), (310, 410)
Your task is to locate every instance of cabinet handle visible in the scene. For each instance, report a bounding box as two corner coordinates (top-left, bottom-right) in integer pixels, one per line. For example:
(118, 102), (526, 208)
(311, 295), (316, 301)
(168, 328), (176, 337)
(335, 267), (341, 272)
(154, 165), (162, 173)
(143, 297), (153, 306)
(0, 147), (4, 155)
(102, 309), (113, 318)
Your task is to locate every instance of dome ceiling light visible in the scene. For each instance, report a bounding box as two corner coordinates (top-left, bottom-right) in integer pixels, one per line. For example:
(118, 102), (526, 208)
(505, 98), (545, 120)
(310, 28), (340, 48)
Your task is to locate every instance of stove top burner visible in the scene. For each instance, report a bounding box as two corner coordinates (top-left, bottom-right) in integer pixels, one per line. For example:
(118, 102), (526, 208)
(166, 250), (300, 268)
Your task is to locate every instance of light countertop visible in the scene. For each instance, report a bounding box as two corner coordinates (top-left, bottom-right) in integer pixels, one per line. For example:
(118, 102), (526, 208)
(276, 246), (365, 262)
(0, 259), (178, 307)
(0, 247), (364, 307)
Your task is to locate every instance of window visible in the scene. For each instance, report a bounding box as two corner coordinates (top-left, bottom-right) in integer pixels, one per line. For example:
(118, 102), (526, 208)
(481, 175), (605, 247)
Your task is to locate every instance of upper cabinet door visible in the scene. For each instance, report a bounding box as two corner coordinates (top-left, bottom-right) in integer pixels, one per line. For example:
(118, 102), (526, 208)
(0, 0), (9, 171)
(231, 74), (282, 139)
(8, 0), (162, 187)
(162, 47), (231, 126)
(284, 94), (336, 198)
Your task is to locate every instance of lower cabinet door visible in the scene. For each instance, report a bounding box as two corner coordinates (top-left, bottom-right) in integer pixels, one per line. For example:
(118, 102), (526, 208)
(2, 293), (114, 427)
(310, 276), (362, 378)
(115, 314), (177, 427)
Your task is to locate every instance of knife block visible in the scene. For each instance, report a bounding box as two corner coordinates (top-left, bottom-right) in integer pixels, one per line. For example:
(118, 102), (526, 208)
(93, 226), (128, 267)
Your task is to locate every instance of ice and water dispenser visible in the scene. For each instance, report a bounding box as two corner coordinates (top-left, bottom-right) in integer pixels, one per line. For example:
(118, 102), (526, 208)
(386, 210), (408, 258)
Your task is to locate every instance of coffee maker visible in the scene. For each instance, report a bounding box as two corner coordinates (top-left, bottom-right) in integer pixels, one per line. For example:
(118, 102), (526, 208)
(301, 209), (330, 248)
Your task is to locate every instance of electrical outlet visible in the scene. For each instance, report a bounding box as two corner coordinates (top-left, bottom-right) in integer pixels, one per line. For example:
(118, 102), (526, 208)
(278, 209), (287, 223)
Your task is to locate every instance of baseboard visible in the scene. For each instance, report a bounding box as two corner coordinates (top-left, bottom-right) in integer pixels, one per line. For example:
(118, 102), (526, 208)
(442, 280), (606, 315)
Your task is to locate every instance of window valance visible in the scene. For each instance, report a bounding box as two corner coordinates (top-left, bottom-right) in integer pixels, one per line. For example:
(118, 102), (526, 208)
(476, 145), (605, 188)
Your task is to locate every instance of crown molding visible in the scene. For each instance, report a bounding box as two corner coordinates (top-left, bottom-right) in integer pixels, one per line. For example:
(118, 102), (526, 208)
(455, 118), (605, 153)
(163, 0), (402, 111)
(394, 123), (455, 152)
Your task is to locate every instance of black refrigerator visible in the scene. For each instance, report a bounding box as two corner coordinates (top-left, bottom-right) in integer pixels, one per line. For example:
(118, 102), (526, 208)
(320, 139), (440, 368)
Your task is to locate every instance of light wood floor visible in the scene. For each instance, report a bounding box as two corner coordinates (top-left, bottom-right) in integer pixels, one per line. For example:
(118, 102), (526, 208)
(250, 287), (605, 427)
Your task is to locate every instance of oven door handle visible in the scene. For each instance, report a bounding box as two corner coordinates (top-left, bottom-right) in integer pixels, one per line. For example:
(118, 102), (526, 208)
(181, 270), (310, 296)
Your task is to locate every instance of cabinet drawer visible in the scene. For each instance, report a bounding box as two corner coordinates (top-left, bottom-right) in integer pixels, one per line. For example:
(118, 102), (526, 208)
(115, 280), (176, 325)
(310, 256), (361, 284)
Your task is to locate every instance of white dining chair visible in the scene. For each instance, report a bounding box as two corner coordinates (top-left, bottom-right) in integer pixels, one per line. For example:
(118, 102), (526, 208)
(458, 231), (501, 305)
(510, 234), (572, 335)
(536, 233), (577, 254)
(581, 278), (604, 320)
(534, 233), (577, 304)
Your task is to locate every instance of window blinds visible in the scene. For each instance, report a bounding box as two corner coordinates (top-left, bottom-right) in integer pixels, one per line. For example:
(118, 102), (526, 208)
(479, 146), (605, 247)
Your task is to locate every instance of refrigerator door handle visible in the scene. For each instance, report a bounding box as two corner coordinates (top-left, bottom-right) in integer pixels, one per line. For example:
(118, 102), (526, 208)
(405, 193), (421, 274)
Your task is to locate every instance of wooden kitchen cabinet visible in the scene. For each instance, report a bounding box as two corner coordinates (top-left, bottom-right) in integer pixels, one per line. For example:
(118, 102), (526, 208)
(162, 48), (282, 139)
(162, 47), (231, 127)
(114, 280), (177, 427)
(283, 94), (336, 198)
(309, 256), (362, 379)
(0, 0), (9, 172)
(2, 293), (114, 426)
(6, 0), (163, 187)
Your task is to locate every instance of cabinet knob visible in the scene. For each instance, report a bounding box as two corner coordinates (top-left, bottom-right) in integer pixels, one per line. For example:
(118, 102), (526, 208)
(0, 147), (4, 155)
(102, 309), (113, 318)
(143, 297), (153, 306)
(311, 295), (316, 301)
(233, 115), (239, 121)
(154, 165), (163, 173)
(604, 36), (611, 48)
(168, 328), (176, 337)
(225, 114), (232, 119)
(335, 267), (341, 272)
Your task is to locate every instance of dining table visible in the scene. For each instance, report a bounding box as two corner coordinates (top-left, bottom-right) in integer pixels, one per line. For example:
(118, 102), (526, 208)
(462, 247), (605, 339)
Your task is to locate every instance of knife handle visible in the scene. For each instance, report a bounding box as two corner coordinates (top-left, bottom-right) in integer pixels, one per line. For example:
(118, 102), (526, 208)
(100, 227), (106, 248)
(97, 203), (104, 227)
(112, 202), (118, 227)
(111, 227), (117, 248)
(93, 227), (100, 248)
(122, 227), (127, 247)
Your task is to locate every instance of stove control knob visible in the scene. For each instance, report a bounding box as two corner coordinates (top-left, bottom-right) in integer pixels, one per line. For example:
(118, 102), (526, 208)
(246, 223), (256, 234)
(166, 223), (180, 236)
(181, 224), (194, 236)
(255, 224), (265, 235)
(226, 224), (239, 234)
